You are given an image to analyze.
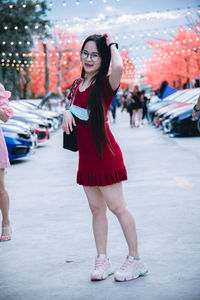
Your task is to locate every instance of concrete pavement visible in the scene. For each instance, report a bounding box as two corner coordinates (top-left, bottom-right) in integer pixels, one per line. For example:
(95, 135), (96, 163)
(1, 111), (200, 300)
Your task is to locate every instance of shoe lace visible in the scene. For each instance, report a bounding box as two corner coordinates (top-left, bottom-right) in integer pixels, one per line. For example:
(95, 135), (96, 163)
(120, 258), (132, 271)
(94, 259), (106, 270)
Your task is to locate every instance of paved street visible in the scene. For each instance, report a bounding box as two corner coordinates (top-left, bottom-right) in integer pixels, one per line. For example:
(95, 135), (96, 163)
(1, 111), (200, 300)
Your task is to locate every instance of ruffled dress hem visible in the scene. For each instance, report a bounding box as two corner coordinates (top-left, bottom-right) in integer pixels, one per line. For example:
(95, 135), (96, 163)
(77, 165), (127, 186)
(0, 161), (10, 169)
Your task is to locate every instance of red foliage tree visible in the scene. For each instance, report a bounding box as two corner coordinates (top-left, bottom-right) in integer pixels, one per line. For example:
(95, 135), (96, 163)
(28, 30), (81, 98)
(120, 48), (136, 89)
(144, 24), (200, 90)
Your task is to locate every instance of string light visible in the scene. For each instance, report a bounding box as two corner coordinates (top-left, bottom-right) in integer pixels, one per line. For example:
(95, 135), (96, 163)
(76, 0), (80, 5)
(9, 4), (13, 8)
(63, 1), (66, 6)
(89, 0), (93, 4)
(49, 1), (53, 7)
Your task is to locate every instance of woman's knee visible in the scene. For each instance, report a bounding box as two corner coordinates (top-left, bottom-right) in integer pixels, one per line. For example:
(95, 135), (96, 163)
(109, 204), (127, 217)
(0, 186), (6, 198)
(89, 203), (107, 216)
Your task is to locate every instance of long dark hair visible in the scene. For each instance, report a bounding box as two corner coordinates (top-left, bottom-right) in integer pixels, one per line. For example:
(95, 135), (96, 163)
(81, 34), (111, 156)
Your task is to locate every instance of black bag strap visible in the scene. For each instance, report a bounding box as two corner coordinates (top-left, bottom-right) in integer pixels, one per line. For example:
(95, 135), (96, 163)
(69, 78), (82, 107)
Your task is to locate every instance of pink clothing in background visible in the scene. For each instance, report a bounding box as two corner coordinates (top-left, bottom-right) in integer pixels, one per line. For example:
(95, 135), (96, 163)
(0, 90), (13, 168)
(0, 90), (13, 118)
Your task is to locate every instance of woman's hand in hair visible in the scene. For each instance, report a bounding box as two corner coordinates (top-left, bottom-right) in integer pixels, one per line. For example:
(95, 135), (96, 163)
(103, 33), (114, 46)
(62, 110), (76, 135)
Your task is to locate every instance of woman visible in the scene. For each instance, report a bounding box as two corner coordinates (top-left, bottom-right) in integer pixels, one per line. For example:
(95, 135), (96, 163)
(131, 85), (142, 128)
(62, 34), (148, 282)
(0, 83), (13, 241)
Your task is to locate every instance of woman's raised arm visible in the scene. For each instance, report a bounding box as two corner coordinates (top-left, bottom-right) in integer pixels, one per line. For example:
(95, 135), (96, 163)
(105, 34), (123, 91)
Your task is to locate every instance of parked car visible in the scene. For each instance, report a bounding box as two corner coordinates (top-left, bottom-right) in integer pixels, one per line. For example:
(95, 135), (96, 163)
(149, 90), (186, 121)
(153, 89), (200, 128)
(20, 101), (62, 129)
(10, 102), (54, 131)
(6, 119), (38, 148)
(11, 111), (50, 143)
(1, 123), (32, 160)
(164, 104), (200, 136)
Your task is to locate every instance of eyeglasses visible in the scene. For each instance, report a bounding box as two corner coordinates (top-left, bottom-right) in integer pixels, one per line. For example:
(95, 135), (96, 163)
(81, 50), (101, 62)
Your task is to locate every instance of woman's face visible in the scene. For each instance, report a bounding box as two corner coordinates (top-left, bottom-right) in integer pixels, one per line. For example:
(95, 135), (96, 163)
(81, 41), (102, 75)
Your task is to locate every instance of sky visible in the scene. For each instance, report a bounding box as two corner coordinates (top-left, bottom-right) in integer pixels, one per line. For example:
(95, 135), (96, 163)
(46, 0), (200, 76)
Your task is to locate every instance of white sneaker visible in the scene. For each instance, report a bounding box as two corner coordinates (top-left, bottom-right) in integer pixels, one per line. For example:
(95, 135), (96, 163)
(114, 256), (148, 282)
(90, 254), (113, 281)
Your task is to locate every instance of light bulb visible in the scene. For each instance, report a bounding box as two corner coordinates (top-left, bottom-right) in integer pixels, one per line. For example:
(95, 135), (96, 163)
(49, 1), (53, 7)
(63, 1), (66, 6)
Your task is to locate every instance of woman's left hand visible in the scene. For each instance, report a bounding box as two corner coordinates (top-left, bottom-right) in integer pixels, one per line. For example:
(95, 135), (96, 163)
(103, 33), (114, 47)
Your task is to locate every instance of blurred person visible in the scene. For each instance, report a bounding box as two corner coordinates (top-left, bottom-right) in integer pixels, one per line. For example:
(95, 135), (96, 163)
(141, 90), (150, 124)
(192, 95), (200, 120)
(62, 33), (148, 282)
(126, 91), (134, 127)
(121, 88), (128, 112)
(109, 93), (119, 123)
(0, 83), (13, 241)
(130, 86), (142, 128)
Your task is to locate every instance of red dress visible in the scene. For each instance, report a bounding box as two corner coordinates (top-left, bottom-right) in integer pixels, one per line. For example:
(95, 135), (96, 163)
(70, 76), (127, 186)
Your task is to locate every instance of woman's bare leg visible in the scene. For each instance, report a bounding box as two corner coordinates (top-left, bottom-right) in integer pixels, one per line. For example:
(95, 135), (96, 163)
(99, 182), (139, 258)
(83, 186), (108, 256)
(0, 168), (10, 235)
(131, 110), (136, 127)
